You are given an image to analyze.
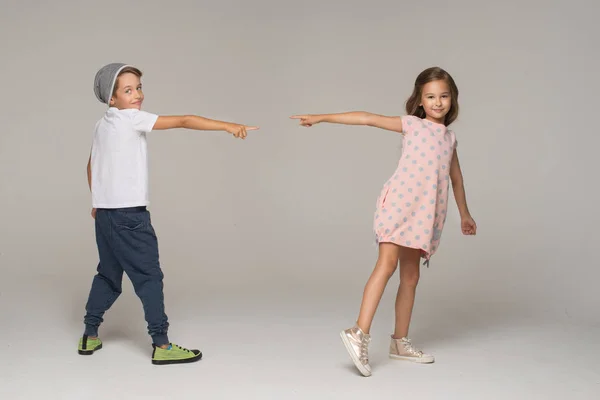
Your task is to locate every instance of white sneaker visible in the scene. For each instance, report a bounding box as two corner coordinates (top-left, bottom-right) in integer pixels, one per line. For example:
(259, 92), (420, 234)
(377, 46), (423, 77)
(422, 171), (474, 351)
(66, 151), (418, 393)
(389, 336), (434, 363)
(340, 325), (372, 376)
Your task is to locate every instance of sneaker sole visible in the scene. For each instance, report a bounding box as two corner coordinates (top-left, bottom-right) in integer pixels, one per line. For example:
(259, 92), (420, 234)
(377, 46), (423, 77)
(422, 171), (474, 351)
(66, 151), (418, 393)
(78, 343), (102, 356)
(389, 354), (435, 363)
(152, 350), (203, 365)
(339, 331), (371, 377)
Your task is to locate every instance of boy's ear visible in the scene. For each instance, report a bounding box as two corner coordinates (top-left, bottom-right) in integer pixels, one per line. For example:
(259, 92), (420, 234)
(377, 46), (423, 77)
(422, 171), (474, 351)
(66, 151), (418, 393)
(109, 96), (115, 106)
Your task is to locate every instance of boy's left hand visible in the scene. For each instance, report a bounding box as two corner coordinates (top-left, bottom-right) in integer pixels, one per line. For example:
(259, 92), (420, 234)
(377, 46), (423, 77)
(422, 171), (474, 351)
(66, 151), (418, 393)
(461, 215), (477, 235)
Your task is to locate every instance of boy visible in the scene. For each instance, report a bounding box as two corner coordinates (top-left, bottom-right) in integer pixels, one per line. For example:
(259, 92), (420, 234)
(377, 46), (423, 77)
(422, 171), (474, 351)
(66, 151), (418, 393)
(80, 63), (258, 365)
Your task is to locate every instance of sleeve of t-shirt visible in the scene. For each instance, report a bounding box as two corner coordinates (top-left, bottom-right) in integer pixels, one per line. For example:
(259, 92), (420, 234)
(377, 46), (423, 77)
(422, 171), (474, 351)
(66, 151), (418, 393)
(131, 110), (159, 134)
(400, 115), (418, 135)
(451, 130), (458, 149)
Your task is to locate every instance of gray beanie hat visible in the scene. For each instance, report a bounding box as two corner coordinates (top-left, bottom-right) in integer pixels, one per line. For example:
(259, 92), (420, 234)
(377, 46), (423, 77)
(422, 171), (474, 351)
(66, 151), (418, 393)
(93, 63), (131, 104)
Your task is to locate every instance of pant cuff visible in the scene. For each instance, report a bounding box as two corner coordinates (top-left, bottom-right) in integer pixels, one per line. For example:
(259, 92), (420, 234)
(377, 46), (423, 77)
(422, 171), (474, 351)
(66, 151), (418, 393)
(84, 324), (99, 337)
(152, 334), (169, 346)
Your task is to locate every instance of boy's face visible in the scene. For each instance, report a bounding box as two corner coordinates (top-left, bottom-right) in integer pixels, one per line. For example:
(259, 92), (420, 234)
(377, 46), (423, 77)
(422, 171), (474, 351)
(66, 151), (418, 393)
(110, 73), (144, 110)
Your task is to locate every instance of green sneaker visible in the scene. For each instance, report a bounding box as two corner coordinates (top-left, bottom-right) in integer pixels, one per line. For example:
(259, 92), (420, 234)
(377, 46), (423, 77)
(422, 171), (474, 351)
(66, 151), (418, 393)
(151, 343), (202, 365)
(78, 335), (103, 355)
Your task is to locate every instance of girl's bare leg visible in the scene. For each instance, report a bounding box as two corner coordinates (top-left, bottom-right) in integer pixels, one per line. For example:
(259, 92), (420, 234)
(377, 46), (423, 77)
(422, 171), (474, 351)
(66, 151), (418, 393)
(393, 246), (421, 338)
(356, 243), (401, 333)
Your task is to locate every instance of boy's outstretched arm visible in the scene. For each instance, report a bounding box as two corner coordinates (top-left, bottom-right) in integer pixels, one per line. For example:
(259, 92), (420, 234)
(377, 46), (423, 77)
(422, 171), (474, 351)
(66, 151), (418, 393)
(153, 115), (259, 139)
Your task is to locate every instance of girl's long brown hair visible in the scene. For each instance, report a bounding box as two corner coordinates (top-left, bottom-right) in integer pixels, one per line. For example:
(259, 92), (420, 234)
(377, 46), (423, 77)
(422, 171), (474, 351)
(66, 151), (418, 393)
(405, 67), (459, 126)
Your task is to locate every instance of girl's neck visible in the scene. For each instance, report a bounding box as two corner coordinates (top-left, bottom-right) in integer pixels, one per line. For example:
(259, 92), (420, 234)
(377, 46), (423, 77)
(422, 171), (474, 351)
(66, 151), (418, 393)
(424, 116), (445, 126)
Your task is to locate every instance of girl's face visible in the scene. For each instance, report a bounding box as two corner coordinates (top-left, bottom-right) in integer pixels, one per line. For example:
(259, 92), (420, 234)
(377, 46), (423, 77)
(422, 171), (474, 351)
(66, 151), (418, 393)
(420, 79), (451, 124)
(110, 72), (144, 110)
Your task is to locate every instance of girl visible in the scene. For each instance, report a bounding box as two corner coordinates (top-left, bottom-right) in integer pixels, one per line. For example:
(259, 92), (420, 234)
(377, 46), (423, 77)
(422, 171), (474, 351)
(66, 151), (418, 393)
(291, 67), (476, 377)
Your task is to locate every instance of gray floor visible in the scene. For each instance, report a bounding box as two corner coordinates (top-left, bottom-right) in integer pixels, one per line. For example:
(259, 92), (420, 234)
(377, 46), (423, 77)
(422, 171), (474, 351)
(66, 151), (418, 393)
(1, 1), (598, 398)
(1, 273), (599, 399)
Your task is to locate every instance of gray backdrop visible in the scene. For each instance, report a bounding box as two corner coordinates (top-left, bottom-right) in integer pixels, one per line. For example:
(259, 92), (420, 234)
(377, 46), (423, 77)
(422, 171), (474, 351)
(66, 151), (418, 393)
(0, 0), (598, 398)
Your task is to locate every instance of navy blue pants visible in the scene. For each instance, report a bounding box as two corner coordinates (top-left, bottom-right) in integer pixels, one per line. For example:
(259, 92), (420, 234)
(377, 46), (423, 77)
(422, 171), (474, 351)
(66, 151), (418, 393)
(83, 207), (169, 346)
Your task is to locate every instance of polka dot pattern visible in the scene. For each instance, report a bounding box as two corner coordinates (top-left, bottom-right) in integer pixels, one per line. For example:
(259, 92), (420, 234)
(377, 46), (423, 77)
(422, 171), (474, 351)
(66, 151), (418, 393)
(374, 115), (458, 261)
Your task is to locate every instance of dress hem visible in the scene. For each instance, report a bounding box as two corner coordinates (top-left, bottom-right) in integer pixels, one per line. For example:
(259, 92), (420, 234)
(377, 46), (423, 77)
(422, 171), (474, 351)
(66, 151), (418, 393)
(374, 236), (431, 261)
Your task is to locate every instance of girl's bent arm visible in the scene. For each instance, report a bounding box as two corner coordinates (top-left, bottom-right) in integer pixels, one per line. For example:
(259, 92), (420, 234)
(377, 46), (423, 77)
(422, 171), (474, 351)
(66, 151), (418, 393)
(449, 149), (471, 218)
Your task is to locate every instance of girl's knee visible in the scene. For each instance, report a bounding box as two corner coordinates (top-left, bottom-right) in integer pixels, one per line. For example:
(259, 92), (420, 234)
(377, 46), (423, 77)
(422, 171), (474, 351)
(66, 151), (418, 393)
(376, 258), (398, 277)
(400, 271), (420, 287)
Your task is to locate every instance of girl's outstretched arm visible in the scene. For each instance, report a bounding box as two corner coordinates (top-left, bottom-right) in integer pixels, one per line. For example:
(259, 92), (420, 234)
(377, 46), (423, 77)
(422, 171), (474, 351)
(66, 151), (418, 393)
(449, 149), (477, 235)
(153, 115), (259, 139)
(290, 112), (403, 133)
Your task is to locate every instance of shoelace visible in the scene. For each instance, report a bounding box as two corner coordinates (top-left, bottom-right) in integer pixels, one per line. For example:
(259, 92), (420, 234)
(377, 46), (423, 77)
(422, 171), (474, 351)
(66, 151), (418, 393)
(401, 338), (424, 357)
(171, 344), (191, 353)
(359, 337), (371, 363)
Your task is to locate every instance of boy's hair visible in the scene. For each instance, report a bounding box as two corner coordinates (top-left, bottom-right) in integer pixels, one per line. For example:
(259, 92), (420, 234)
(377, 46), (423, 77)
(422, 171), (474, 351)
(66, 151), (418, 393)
(405, 67), (459, 126)
(112, 66), (143, 95)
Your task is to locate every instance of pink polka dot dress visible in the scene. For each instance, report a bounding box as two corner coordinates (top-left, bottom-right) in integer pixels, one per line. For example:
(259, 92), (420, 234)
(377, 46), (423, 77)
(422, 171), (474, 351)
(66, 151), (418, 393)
(374, 115), (457, 264)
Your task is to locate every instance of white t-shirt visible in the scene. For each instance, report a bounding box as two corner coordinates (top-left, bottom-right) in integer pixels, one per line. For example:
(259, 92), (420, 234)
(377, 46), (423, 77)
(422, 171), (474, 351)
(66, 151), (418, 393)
(91, 108), (158, 208)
